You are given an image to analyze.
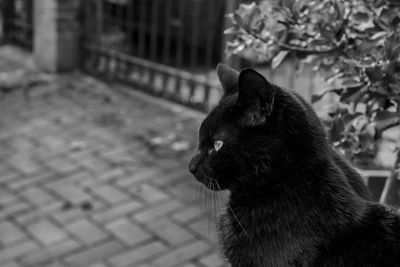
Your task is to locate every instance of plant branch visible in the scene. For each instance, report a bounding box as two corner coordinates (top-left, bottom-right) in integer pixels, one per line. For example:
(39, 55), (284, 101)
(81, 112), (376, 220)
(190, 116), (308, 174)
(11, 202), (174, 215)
(242, 26), (339, 54)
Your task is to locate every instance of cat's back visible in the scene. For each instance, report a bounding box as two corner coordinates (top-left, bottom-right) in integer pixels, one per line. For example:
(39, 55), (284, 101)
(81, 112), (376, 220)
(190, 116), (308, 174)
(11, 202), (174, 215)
(314, 203), (400, 266)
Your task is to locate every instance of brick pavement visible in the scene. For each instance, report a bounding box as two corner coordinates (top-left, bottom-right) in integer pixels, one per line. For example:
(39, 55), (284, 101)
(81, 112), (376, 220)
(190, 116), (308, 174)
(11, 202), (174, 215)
(0, 47), (229, 267)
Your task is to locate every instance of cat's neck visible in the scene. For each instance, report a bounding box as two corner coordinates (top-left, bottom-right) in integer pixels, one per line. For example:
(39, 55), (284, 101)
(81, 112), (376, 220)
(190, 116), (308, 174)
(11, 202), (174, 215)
(227, 154), (366, 232)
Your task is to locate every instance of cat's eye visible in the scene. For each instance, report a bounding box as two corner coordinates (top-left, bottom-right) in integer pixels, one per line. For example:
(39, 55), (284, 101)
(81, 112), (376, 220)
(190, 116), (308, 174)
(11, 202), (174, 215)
(213, 140), (223, 152)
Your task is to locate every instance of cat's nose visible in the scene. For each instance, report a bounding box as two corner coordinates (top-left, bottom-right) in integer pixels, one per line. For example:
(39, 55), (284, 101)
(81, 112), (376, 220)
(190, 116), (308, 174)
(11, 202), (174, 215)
(188, 150), (203, 174)
(188, 161), (197, 173)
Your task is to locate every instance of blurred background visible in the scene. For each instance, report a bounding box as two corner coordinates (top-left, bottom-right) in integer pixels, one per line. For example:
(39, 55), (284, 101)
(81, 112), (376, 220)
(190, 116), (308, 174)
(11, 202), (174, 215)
(0, 0), (399, 266)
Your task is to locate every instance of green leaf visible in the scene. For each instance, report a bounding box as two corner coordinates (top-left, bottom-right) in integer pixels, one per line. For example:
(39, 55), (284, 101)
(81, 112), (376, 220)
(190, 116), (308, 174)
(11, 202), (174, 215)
(391, 43), (400, 56)
(373, 110), (400, 135)
(370, 31), (389, 41)
(385, 33), (400, 57)
(271, 50), (289, 69)
(340, 85), (365, 104)
(358, 123), (375, 151)
(373, 110), (399, 122)
(366, 66), (383, 82)
(352, 11), (371, 23)
(235, 3), (261, 30)
(374, 18), (391, 31)
(224, 27), (239, 35)
(341, 138), (359, 152)
(330, 117), (345, 142)
(388, 82), (400, 92)
(311, 88), (343, 103)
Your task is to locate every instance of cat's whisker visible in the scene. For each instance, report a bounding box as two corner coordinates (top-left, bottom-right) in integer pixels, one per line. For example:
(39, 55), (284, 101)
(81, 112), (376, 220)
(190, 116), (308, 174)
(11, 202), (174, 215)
(213, 183), (218, 222)
(207, 179), (214, 231)
(209, 181), (214, 233)
(197, 183), (206, 217)
(227, 203), (249, 238)
(215, 181), (235, 239)
(201, 183), (206, 212)
(214, 183), (221, 218)
(217, 181), (248, 238)
(210, 181), (214, 217)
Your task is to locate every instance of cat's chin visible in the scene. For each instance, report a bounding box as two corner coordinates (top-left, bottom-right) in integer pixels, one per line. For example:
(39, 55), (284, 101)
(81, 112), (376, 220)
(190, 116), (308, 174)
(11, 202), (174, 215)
(202, 181), (224, 191)
(193, 174), (224, 191)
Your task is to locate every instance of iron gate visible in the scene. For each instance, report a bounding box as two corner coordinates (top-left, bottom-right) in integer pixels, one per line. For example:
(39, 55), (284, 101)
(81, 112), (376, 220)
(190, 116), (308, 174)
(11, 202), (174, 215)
(82, 0), (228, 111)
(0, 0), (33, 50)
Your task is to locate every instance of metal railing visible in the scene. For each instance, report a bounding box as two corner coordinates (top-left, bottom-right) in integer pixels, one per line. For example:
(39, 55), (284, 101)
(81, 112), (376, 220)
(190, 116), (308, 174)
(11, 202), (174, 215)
(82, 0), (229, 111)
(0, 0), (33, 50)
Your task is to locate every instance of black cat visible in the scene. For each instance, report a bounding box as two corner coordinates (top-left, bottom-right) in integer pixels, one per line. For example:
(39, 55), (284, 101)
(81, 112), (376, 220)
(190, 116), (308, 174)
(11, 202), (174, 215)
(188, 64), (400, 266)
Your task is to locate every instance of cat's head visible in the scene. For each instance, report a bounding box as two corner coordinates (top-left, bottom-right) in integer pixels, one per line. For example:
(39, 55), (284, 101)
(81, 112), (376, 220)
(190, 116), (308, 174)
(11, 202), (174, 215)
(189, 64), (327, 193)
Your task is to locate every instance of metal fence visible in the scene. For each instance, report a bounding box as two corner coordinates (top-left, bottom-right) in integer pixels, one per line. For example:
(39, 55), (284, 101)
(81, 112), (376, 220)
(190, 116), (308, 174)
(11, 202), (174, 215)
(81, 0), (230, 111)
(0, 0), (33, 50)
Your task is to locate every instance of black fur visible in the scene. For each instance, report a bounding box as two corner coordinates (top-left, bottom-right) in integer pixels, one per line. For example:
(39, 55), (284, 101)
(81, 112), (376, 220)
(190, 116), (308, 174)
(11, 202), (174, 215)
(189, 64), (400, 266)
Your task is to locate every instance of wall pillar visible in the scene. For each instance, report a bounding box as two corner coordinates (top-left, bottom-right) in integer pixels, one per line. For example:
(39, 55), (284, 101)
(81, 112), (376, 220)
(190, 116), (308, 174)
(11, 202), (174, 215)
(34, 0), (80, 72)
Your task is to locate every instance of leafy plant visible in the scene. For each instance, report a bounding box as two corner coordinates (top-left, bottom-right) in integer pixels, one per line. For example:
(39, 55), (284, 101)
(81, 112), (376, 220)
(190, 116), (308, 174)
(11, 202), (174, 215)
(227, 0), (400, 162)
(226, 0), (400, 202)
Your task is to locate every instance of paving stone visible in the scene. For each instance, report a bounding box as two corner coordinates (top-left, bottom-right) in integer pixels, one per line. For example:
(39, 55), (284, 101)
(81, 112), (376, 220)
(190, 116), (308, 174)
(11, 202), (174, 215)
(92, 200), (142, 223)
(151, 169), (189, 187)
(26, 219), (67, 245)
(133, 200), (184, 223)
(166, 181), (199, 204)
(88, 263), (110, 267)
(20, 239), (81, 266)
(0, 170), (19, 185)
(64, 170), (98, 187)
(97, 144), (134, 159)
(38, 135), (67, 152)
(151, 241), (211, 267)
(95, 168), (126, 183)
(199, 252), (228, 267)
(68, 146), (109, 163)
(1, 261), (23, 267)
(109, 241), (167, 267)
(42, 262), (70, 267)
(64, 240), (123, 266)
(0, 187), (17, 205)
(46, 179), (91, 204)
(21, 186), (55, 206)
(44, 156), (79, 173)
(172, 206), (205, 223)
(189, 219), (218, 244)
(65, 218), (108, 244)
(178, 264), (203, 267)
(0, 221), (26, 244)
(52, 207), (85, 225)
(79, 157), (111, 174)
(7, 172), (55, 191)
(116, 169), (162, 187)
(0, 240), (39, 263)
(146, 218), (194, 245)
(106, 218), (151, 246)
(7, 155), (40, 175)
(15, 201), (62, 225)
(129, 183), (169, 203)
(0, 200), (31, 220)
(8, 138), (35, 152)
(90, 184), (129, 204)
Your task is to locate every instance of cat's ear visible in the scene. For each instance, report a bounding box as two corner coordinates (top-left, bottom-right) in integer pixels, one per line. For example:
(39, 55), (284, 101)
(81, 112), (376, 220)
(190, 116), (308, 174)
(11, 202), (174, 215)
(237, 68), (275, 126)
(217, 63), (239, 94)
